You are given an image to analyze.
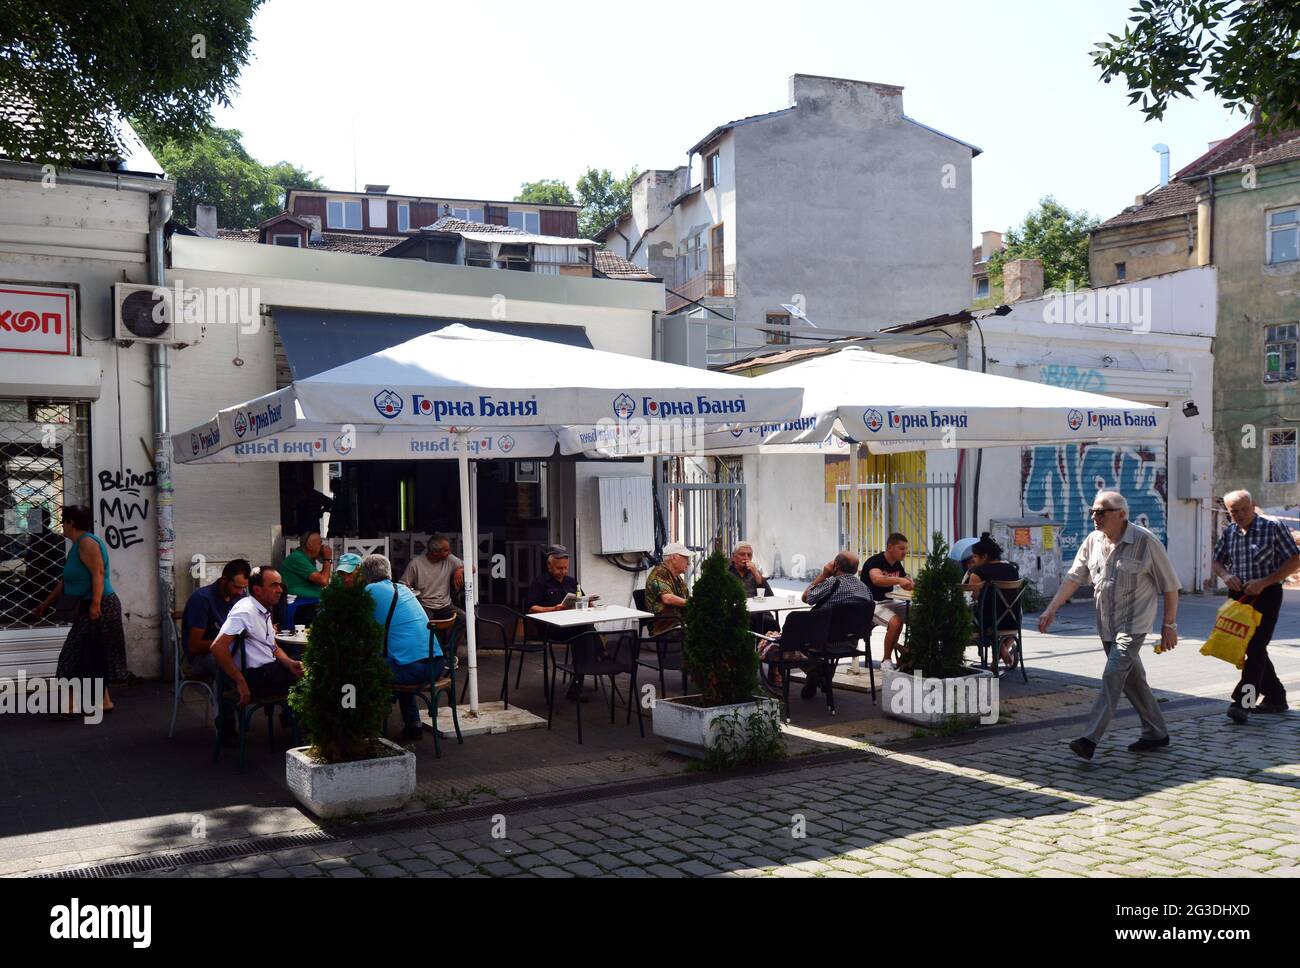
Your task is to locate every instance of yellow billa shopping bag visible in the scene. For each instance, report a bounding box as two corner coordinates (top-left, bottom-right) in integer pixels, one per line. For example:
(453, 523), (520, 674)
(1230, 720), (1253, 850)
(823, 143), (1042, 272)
(1199, 597), (1262, 669)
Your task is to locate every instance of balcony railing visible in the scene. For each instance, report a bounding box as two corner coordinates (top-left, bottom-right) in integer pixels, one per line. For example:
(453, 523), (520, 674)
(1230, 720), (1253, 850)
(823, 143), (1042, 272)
(665, 271), (736, 313)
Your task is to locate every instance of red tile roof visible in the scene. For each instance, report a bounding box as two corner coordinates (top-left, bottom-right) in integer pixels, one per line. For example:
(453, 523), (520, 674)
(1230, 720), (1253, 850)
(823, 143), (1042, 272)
(216, 227), (403, 255)
(594, 250), (659, 281)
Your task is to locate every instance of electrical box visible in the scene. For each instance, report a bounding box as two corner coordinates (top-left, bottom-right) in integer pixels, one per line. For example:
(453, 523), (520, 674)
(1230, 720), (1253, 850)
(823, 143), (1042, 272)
(597, 476), (654, 554)
(988, 516), (1063, 599)
(1174, 455), (1211, 500)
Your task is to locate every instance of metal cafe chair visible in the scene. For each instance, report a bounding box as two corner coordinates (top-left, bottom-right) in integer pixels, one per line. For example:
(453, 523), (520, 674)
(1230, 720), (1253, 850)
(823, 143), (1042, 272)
(753, 606), (832, 723)
(384, 617), (463, 757)
(546, 630), (644, 744)
(635, 624), (688, 699)
(475, 603), (547, 711)
(974, 579), (1027, 682)
(168, 610), (218, 738)
(211, 633), (299, 772)
(811, 599), (876, 712)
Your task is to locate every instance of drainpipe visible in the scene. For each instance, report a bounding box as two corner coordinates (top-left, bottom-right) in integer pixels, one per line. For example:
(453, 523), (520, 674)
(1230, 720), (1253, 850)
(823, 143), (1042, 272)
(149, 192), (176, 678)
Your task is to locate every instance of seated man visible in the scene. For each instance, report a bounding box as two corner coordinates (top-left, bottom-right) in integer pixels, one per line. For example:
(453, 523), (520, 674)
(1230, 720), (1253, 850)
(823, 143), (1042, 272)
(796, 551), (875, 697)
(861, 532), (914, 666)
(359, 553), (442, 741)
(280, 532), (333, 615)
(729, 541), (778, 635)
(209, 568), (304, 732)
(525, 545), (597, 702)
(645, 542), (693, 635)
(180, 558), (251, 677)
(401, 533), (465, 622)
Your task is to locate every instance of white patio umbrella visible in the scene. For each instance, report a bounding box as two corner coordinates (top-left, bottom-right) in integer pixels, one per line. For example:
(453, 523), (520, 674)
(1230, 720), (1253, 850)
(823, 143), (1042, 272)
(172, 324), (805, 718)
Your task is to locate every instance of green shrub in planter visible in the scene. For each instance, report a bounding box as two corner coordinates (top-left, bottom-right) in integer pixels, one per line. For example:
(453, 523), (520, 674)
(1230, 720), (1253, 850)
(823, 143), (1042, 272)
(289, 577), (394, 763)
(898, 532), (971, 678)
(682, 551), (759, 706)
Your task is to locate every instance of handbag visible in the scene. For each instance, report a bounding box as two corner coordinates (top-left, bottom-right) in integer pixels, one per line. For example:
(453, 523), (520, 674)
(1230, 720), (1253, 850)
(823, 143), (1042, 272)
(1199, 596), (1261, 669)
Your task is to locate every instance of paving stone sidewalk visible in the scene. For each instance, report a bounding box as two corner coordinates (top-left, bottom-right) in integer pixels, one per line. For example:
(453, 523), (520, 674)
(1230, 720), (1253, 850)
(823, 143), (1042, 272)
(129, 707), (1300, 879)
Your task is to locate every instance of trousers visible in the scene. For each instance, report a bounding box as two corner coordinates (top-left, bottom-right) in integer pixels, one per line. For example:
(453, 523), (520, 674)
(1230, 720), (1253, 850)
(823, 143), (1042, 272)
(1083, 632), (1168, 744)
(1230, 583), (1286, 709)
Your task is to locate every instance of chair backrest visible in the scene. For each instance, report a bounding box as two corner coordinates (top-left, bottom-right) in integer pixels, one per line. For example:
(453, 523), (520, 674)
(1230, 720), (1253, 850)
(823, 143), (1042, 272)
(475, 615), (511, 652)
(826, 599), (873, 644)
(632, 588), (648, 612)
(566, 630), (608, 668)
(476, 603), (520, 645)
(989, 579), (1025, 631)
(429, 617), (458, 662)
(779, 607), (832, 653)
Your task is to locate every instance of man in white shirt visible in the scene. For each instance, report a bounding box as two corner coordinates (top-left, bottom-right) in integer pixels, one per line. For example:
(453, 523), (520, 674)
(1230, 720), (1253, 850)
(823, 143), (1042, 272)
(211, 566), (304, 707)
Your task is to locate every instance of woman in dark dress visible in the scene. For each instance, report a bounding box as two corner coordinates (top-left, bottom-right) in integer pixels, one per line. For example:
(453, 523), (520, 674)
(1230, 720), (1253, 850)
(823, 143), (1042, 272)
(962, 532), (1021, 669)
(31, 505), (127, 711)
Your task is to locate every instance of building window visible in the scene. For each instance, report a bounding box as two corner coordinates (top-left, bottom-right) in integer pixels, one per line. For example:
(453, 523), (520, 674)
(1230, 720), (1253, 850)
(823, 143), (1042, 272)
(452, 207), (484, 225)
(272, 234), (301, 247)
(1115, 261), (1127, 281)
(1265, 323), (1298, 383)
(397, 204), (410, 232)
(704, 150), (721, 190)
(326, 199), (362, 230)
(508, 211), (540, 234)
(1266, 429), (1298, 485)
(766, 312), (791, 345)
(1268, 207), (1299, 264)
(975, 277), (990, 299)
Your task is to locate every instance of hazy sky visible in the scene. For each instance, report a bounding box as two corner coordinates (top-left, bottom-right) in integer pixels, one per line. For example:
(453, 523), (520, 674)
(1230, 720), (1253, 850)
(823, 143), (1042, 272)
(214, 0), (1246, 242)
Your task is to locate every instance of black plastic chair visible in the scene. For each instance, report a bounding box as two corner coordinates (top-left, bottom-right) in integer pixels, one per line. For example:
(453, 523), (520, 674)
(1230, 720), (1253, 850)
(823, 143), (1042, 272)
(635, 624), (688, 699)
(975, 579), (1027, 682)
(755, 607), (831, 723)
(631, 588), (656, 637)
(211, 633), (299, 772)
(479, 603), (548, 710)
(811, 599), (876, 712)
(384, 617), (464, 757)
(546, 630), (643, 744)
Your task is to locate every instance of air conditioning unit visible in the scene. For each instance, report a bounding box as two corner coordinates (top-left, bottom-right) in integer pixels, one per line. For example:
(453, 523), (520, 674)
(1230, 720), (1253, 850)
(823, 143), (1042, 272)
(113, 283), (202, 347)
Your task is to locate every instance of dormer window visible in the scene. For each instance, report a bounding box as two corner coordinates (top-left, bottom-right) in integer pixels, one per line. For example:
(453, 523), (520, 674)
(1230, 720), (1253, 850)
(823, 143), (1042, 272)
(272, 234), (302, 247)
(452, 206), (485, 225)
(509, 211), (541, 234)
(326, 198), (362, 230)
(397, 203), (410, 232)
(704, 150), (721, 190)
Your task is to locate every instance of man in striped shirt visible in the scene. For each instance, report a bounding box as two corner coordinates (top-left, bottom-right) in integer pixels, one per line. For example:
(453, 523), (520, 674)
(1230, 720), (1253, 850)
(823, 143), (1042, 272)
(1039, 490), (1181, 759)
(1211, 489), (1299, 722)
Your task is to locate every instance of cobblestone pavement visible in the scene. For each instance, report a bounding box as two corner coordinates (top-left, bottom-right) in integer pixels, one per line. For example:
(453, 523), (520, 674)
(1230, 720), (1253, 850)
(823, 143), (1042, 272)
(131, 708), (1300, 879)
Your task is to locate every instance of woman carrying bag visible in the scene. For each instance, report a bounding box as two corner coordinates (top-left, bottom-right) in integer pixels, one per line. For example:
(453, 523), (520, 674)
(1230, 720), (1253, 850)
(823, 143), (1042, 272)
(31, 504), (127, 713)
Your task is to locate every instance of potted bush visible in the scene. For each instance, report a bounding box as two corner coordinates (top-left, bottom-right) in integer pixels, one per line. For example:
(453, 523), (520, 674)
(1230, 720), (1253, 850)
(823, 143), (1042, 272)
(884, 532), (995, 728)
(285, 577), (414, 818)
(651, 551), (784, 764)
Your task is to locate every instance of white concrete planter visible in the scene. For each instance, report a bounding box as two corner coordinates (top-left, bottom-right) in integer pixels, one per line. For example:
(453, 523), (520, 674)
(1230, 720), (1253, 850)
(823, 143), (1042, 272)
(652, 695), (782, 759)
(285, 738), (416, 818)
(881, 665), (996, 728)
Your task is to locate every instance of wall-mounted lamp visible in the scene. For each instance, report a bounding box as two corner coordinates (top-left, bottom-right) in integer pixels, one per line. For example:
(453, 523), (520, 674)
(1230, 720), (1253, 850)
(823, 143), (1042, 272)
(1182, 401), (1200, 418)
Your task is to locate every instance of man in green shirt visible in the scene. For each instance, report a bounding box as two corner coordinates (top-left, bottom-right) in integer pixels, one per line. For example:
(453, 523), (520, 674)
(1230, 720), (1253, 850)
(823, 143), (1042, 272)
(645, 542), (693, 634)
(281, 531), (333, 602)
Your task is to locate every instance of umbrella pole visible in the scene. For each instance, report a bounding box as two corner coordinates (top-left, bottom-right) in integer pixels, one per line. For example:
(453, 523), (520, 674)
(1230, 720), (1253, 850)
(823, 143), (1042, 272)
(457, 435), (479, 715)
(849, 441), (861, 675)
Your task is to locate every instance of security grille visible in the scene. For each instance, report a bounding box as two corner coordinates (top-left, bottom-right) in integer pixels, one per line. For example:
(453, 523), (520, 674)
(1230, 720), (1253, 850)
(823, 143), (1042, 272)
(0, 400), (91, 630)
(664, 456), (745, 581)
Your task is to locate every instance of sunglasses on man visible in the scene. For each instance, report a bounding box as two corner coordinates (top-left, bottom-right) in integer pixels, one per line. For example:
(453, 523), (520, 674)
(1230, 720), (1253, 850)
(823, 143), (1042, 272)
(1089, 507), (1116, 517)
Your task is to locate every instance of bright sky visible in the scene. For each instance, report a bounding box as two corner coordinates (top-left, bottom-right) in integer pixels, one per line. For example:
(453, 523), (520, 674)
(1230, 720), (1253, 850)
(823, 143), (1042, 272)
(214, 0), (1246, 242)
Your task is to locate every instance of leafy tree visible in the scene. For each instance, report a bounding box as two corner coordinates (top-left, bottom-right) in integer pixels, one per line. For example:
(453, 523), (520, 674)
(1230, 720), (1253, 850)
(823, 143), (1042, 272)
(1094, 0), (1300, 132)
(515, 178), (575, 206)
(136, 122), (322, 228)
(0, 1), (263, 165)
(576, 166), (640, 239)
(289, 576), (393, 763)
(683, 551), (759, 706)
(987, 197), (1098, 291)
(898, 533), (971, 678)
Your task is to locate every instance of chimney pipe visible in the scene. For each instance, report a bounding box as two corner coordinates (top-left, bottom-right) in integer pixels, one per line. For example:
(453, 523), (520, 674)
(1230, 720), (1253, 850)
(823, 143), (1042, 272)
(1152, 143), (1170, 187)
(195, 204), (218, 238)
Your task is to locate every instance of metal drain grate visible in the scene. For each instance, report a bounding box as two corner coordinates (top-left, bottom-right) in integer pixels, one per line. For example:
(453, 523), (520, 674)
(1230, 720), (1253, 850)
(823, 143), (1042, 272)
(33, 830), (338, 879)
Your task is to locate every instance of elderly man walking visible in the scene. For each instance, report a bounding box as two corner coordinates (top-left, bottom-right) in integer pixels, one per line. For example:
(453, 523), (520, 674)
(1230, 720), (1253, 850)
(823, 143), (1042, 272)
(1039, 490), (1181, 759)
(1211, 489), (1299, 723)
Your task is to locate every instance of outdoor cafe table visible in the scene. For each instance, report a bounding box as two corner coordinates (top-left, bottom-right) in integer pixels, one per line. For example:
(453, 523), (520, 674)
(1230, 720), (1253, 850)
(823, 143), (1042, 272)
(528, 605), (653, 704)
(275, 628), (310, 659)
(746, 593), (809, 615)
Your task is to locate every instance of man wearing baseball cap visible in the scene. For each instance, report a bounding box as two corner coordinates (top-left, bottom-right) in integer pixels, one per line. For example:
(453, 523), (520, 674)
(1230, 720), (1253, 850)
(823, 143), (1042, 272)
(645, 543), (694, 635)
(335, 552), (364, 585)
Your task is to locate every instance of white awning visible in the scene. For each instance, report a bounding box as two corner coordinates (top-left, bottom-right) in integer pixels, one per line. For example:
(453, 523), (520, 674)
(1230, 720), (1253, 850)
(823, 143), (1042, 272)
(457, 231), (597, 247)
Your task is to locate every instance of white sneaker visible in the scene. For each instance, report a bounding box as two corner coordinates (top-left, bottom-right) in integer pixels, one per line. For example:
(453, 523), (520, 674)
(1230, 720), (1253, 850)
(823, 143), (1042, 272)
(881, 660), (895, 671)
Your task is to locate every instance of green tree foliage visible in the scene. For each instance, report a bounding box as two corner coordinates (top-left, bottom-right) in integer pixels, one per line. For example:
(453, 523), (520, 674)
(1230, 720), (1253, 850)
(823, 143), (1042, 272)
(576, 166), (640, 239)
(987, 196), (1098, 291)
(683, 551), (759, 706)
(515, 178), (575, 206)
(289, 577), (393, 763)
(135, 123), (322, 228)
(898, 533), (971, 679)
(1, 1), (263, 165)
(1094, 0), (1300, 133)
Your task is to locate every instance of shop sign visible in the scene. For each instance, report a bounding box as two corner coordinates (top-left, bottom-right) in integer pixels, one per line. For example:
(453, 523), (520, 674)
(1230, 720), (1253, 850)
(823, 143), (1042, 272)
(0, 285), (76, 355)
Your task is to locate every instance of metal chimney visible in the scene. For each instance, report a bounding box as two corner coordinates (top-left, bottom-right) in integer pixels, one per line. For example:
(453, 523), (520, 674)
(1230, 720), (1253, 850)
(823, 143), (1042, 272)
(1152, 143), (1170, 186)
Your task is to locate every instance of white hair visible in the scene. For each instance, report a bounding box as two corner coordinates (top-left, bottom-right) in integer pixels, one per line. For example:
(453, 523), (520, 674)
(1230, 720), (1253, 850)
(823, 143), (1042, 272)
(732, 541), (753, 556)
(1095, 490), (1128, 514)
(362, 553), (392, 583)
(1223, 489), (1253, 508)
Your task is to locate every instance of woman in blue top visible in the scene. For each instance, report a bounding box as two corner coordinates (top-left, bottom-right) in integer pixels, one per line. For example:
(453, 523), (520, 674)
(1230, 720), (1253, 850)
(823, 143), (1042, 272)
(31, 504), (128, 711)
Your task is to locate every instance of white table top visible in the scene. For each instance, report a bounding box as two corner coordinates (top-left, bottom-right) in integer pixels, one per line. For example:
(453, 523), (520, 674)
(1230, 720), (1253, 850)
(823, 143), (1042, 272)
(275, 630), (310, 646)
(527, 604), (652, 628)
(885, 591), (913, 604)
(746, 594), (810, 613)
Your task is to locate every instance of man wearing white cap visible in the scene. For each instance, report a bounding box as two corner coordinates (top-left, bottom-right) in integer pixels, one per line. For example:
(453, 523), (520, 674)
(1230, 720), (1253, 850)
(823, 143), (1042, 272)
(646, 543), (693, 635)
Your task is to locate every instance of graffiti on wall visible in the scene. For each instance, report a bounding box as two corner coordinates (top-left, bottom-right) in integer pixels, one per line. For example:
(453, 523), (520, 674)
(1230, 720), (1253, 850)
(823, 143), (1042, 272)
(1038, 364), (1108, 394)
(1021, 443), (1167, 558)
(97, 467), (155, 550)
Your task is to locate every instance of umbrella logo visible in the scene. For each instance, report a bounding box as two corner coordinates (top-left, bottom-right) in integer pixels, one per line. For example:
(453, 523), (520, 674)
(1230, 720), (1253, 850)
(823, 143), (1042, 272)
(499, 435), (515, 453)
(374, 389), (403, 419)
(864, 409), (884, 433)
(1067, 409), (1084, 431)
(730, 426), (744, 438)
(233, 411), (248, 438)
(332, 434), (353, 456)
(612, 393), (636, 420)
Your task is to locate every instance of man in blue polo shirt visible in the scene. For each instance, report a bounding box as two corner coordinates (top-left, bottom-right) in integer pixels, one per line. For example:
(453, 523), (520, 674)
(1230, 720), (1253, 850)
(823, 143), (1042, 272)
(357, 553), (443, 741)
(181, 559), (252, 677)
